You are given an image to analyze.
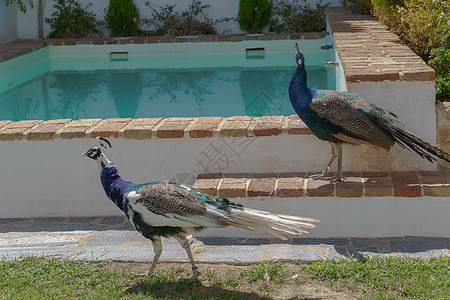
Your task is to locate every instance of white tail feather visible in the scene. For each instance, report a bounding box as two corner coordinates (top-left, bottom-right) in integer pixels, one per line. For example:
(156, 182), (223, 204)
(227, 206), (319, 240)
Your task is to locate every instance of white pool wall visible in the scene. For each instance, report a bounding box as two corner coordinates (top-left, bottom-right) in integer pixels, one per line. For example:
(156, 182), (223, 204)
(0, 39), (331, 92)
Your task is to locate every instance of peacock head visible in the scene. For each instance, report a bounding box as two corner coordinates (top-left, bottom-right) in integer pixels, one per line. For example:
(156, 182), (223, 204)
(81, 147), (102, 160)
(295, 43), (305, 67)
(81, 137), (112, 161)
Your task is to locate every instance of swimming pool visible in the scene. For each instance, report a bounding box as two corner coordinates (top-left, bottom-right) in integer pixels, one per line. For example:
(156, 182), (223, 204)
(0, 41), (335, 121)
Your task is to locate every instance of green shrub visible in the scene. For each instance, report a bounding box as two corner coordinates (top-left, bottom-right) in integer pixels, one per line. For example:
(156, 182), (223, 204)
(46, 0), (102, 38)
(371, 0), (404, 29)
(428, 35), (450, 102)
(341, 0), (373, 15)
(269, 0), (327, 33)
(143, 0), (217, 36)
(397, 0), (450, 57)
(105, 0), (139, 37)
(238, 0), (272, 34)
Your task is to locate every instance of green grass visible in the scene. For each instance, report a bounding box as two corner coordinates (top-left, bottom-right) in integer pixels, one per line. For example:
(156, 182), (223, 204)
(0, 255), (449, 299)
(300, 255), (450, 299)
(0, 256), (133, 299)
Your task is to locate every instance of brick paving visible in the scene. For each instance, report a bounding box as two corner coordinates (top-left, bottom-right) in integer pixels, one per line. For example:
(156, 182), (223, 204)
(0, 216), (448, 261)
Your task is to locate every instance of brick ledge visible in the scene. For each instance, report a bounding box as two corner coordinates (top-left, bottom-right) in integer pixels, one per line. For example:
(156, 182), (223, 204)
(0, 115), (312, 141)
(326, 7), (434, 83)
(192, 171), (450, 198)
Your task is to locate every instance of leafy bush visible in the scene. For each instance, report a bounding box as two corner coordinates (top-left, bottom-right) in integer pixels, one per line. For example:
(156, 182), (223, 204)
(371, 0), (404, 29)
(269, 0), (327, 33)
(142, 0), (217, 36)
(341, 0), (373, 15)
(45, 0), (102, 38)
(105, 0), (139, 37)
(372, 0), (450, 101)
(238, 0), (272, 34)
(397, 0), (450, 57)
(5, 0), (34, 12)
(428, 35), (450, 102)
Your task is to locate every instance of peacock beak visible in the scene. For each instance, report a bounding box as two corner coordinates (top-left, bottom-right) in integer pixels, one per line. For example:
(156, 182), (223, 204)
(81, 151), (88, 157)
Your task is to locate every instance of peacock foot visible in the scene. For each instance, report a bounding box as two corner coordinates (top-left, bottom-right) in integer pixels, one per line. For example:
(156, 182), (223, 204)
(190, 267), (200, 280)
(308, 173), (345, 182)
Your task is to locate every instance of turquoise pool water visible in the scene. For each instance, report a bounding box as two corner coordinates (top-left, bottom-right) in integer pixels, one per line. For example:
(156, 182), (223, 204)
(0, 53), (334, 121)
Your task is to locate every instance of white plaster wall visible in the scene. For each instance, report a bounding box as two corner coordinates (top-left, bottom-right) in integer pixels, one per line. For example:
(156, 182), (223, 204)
(0, 1), (18, 43)
(0, 136), (446, 225)
(198, 195), (450, 238)
(346, 80), (438, 171)
(9, 0), (341, 39)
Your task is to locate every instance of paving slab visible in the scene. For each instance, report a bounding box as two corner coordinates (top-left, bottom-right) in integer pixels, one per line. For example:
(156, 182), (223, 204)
(0, 217), (448, 262)
(75, 230), (188, 261)
(0, 232), (87, 259)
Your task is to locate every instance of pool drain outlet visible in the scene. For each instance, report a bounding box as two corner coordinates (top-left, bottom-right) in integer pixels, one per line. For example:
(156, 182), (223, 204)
(110, 52), (129, 61)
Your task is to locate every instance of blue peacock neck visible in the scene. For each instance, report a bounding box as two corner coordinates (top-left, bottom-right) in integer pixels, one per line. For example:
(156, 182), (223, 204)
(288, 65), (315, 115)
(98, 154), (130, 212)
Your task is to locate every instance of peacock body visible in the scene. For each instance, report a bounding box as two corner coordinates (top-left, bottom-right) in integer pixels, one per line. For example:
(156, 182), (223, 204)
(82, 138), (319, 278)
(289, 47), (450, 181)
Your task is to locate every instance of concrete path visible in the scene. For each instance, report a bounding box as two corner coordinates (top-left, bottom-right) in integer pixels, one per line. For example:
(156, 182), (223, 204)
(0, 216), (448, 262)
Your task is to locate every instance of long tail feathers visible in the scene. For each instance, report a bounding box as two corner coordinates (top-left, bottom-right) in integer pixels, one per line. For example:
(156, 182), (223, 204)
(227, 206), (319, 240)
(382, 124), (450, 163)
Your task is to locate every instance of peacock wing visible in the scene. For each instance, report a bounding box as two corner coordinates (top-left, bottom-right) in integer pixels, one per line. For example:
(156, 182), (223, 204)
(125, 181), (235, 228)
(309, 90), (395, 147)
(130, 181), (207, 216)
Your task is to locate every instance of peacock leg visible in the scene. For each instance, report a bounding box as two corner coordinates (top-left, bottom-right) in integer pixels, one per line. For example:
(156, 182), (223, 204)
(331, 143), (345, 182)
(309, 142), (337, 180)
(310, 142), (345, 182)
(147, 236), (162, 277)
(174, 236), (199, 279)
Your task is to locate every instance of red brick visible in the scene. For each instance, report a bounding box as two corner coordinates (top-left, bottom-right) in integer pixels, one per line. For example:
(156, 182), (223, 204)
(286, 115), (311, 135)
(92, 39), (106, 45)
(230, 35), (245, 42)
(197, 173), (223, 179)
(27, 119), (71, 141)
(306, 179), (334, 197)
(56, 119), (102, 139)
(192, 178), (220, 196)
(90, 118), (131, 138)
(121, 118), (162, 139)
(189, 117), (223, 138)
(217, 35), (231, 41)
(393, 182), (422, 197)
(277, 177), (304, 197)
(219, 118), (252, 137)
(362, 171), (390, 178)
(145, 36), (161, 43)
(159, 36), (175, 43)
(253, 116), (283, 136)
(247, 178), (276, 197)
(364, 177), (393, 197)
(132, 37), (146, 44)
(0, 120), (43, 141)
(391, 171), (419, 183)
(156, 118), (193, 138)
(0, 121), (12, 130)
(419, 170), (449, 177)
(336, 177), (363, 197)
(218, 178), (246, 198)
(201, 35), (217, 42)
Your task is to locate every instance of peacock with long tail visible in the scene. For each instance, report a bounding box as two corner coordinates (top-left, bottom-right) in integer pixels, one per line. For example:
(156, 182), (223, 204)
(82, 137), (319, 279)
(289, 44), (450, 182)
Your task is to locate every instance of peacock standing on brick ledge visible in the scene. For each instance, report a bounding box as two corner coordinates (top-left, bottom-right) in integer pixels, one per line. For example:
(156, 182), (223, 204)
(289, 44), (450, 182)
(82, 137), (319, 279)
